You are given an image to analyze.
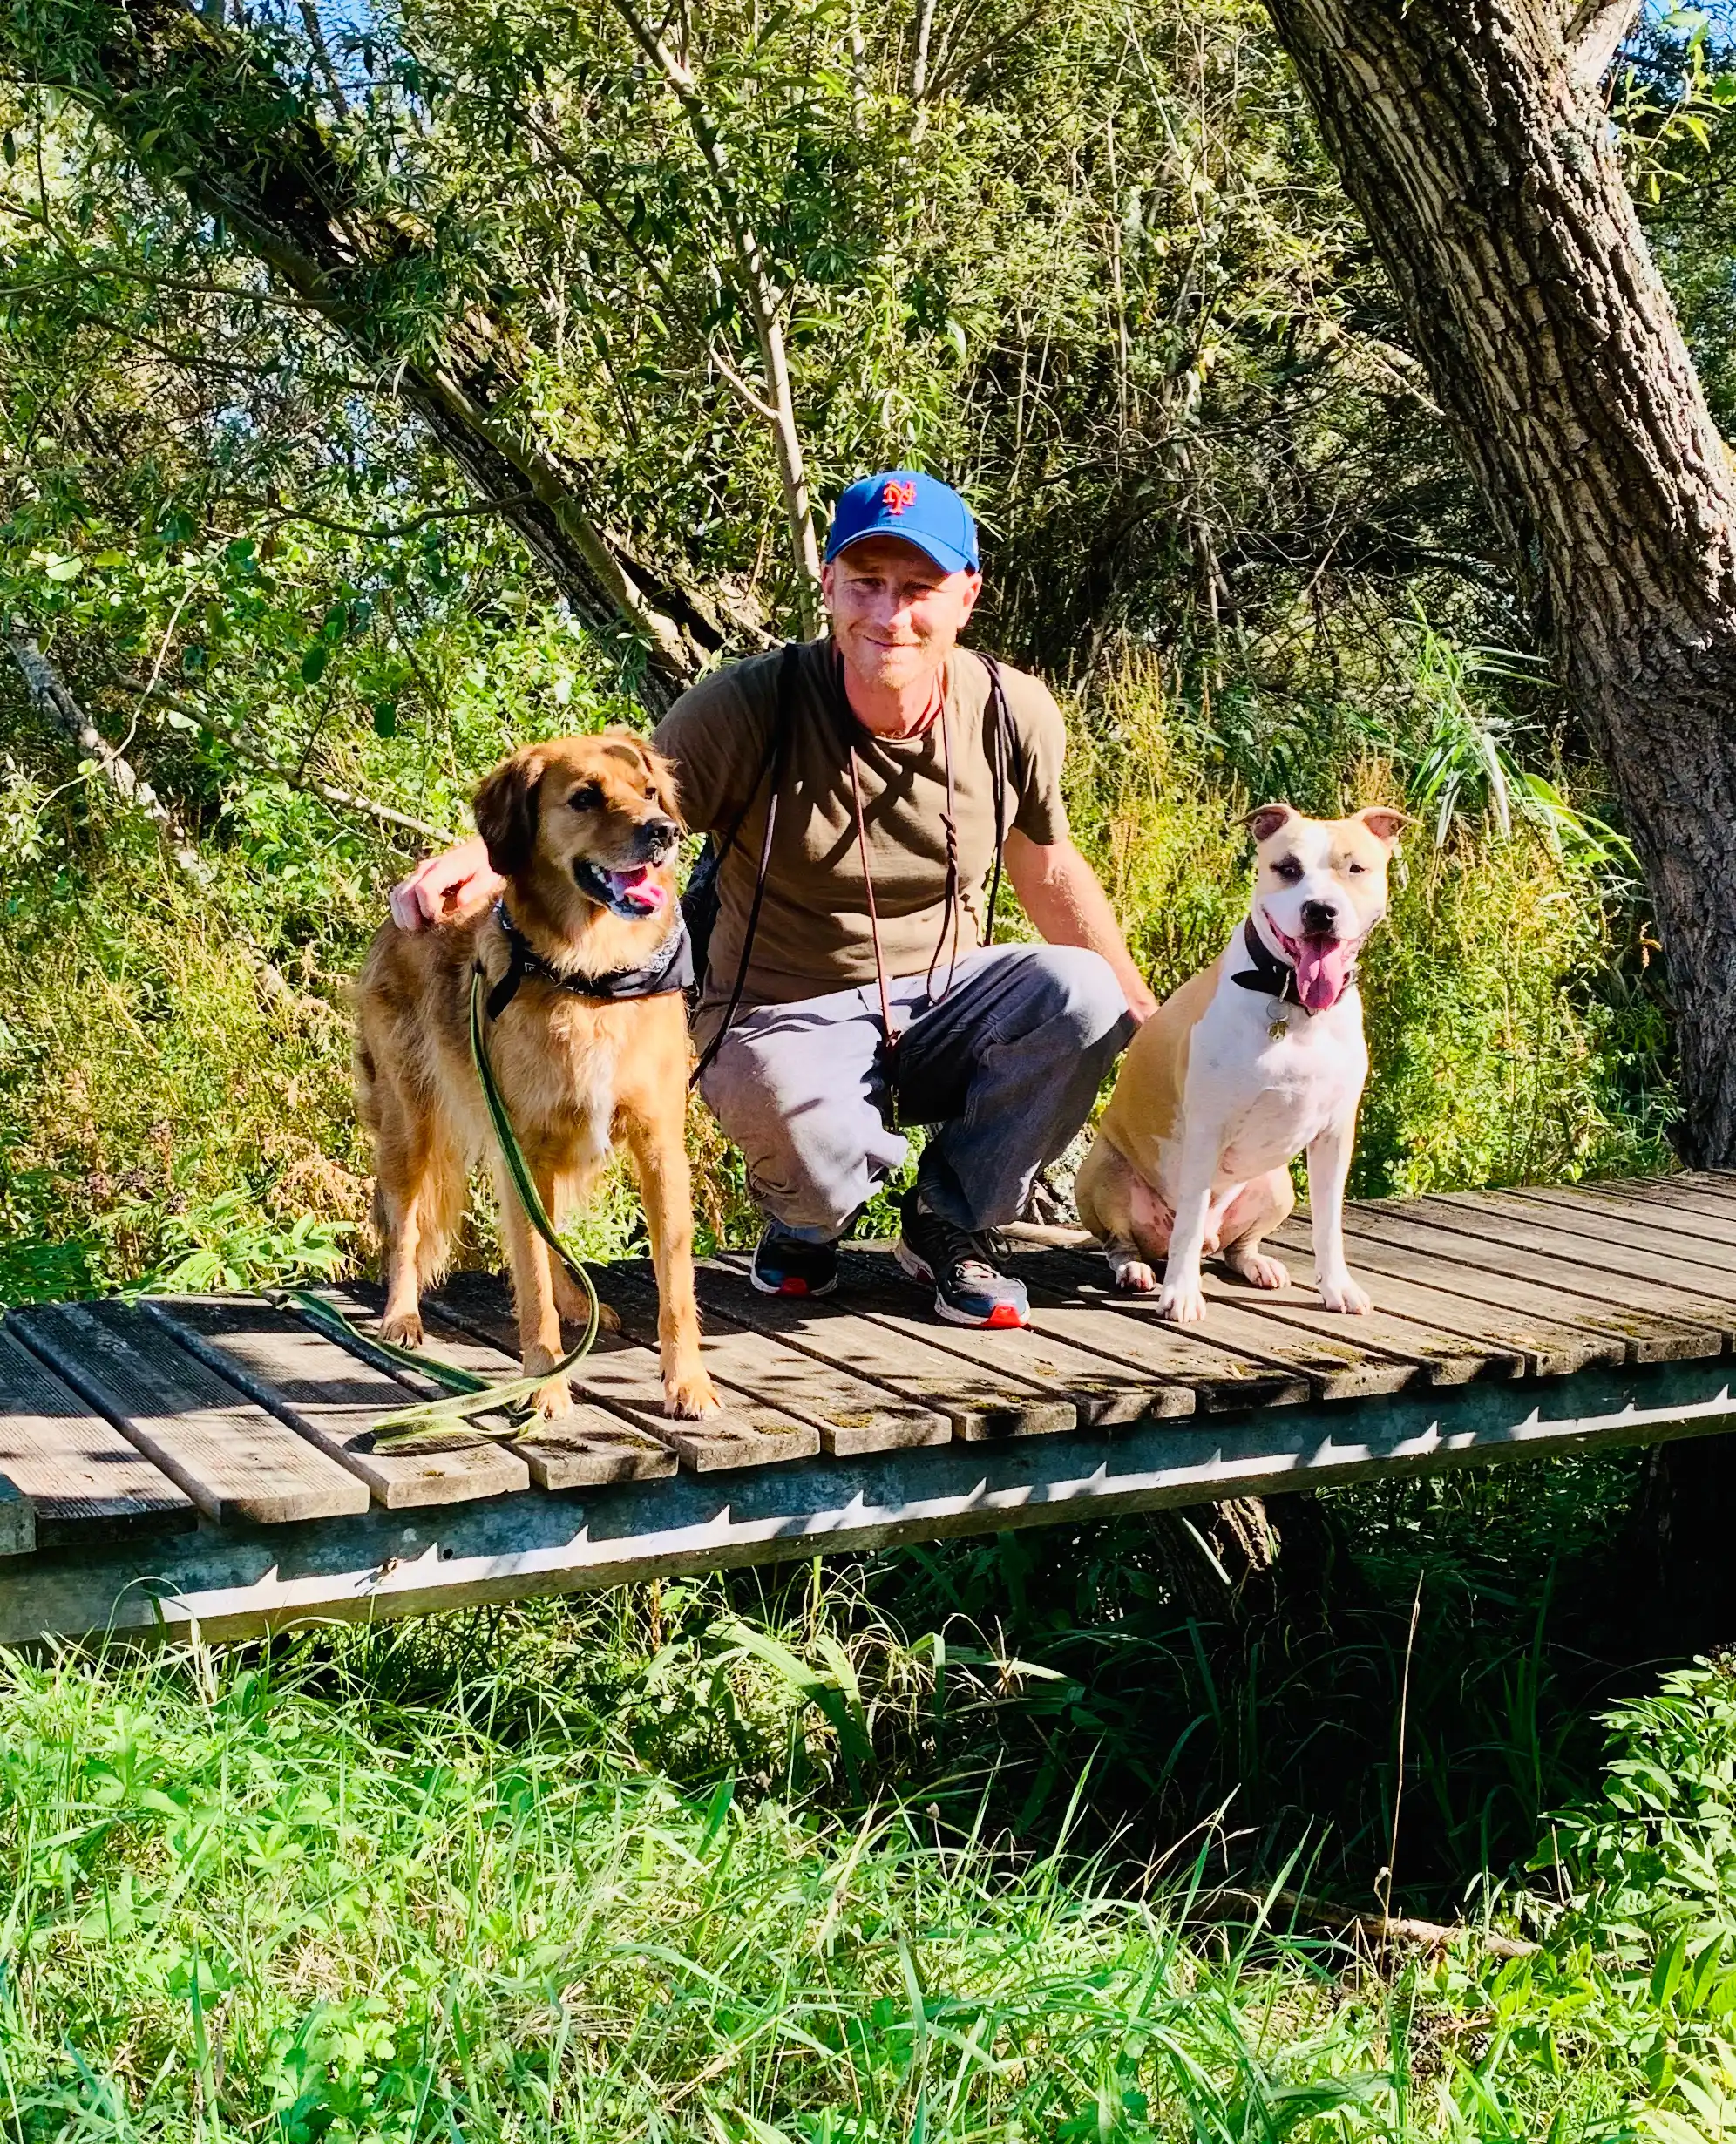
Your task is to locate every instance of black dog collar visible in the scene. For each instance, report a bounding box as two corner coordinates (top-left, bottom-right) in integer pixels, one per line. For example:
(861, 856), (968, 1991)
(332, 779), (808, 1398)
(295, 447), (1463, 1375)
(1229, 917), (1356, 1015)
(484, 899), (694, 1022)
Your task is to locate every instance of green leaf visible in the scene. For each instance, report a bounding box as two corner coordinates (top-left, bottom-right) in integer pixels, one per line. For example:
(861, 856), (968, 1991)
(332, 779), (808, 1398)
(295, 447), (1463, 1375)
(300, 645), (329, 685)
(42, 555), (83, 583)
(372, 700), (397, 737)
(1651, 1929), (1689, 2009)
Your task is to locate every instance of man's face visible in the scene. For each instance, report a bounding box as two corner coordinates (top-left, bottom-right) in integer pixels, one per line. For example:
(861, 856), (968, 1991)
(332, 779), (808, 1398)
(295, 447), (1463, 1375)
(822, 535), (982, 695)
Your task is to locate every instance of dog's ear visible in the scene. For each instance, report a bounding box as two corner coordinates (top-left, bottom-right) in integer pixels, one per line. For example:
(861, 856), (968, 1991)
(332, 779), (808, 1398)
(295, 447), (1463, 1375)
(473, 746), (549, 877)
(1356, 805), (1410, 846)
(1239, 803), (1296, 845)
(600, 728), (685, 831)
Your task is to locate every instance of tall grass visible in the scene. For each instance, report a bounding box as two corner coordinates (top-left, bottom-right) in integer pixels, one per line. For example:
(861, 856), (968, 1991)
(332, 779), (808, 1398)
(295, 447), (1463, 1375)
(3, 1613), (1726, 2142)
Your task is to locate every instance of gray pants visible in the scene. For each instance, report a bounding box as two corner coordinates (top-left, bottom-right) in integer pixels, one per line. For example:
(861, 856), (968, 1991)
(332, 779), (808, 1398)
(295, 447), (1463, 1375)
(699, 946), (1134, 1240)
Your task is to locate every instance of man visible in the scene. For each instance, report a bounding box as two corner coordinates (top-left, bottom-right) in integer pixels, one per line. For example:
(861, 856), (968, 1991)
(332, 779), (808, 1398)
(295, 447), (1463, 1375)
(391, 471), (1156, 1328)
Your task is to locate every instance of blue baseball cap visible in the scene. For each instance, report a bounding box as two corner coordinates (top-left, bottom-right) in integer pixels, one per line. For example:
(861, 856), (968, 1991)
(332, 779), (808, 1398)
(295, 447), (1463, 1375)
(824, 470), (980, 576)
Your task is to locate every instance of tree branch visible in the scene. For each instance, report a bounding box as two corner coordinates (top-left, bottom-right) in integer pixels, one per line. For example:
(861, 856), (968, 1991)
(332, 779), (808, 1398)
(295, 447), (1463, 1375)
(606, 0), (824, 630)
(1191, 1887), (1539, 1961)
(117, 674), (459, 846)
(232, 492), (538, 542)
(1566, 0), (1642, 91)
(4, 626), (325, 1021)
(3, 0), (736, 704)
(6, 621), (205, 876)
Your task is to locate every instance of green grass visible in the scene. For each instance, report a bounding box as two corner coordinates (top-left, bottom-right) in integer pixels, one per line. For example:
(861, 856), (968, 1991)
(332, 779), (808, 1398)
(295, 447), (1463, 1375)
(2, 1605), (1728, 2143)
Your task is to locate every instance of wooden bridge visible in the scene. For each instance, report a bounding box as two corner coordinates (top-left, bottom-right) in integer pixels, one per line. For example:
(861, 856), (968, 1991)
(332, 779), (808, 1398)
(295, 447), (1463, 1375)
(6, 1171), (1736, 1645)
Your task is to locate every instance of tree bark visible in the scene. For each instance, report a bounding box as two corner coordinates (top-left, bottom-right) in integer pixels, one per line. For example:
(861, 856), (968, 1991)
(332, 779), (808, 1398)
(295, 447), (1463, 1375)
(9, 0), (737, 704)
(1257, 0), (1736, 1164)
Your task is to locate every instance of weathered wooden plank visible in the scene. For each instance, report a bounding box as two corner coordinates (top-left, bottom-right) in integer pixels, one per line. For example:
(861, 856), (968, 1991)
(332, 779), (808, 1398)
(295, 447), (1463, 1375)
(833, 1252), (1302, 1414)
(1581, 1177), (1736, 1232)
(142, 1295), (532, 1510)
(603, 1265), (952, 1454)
(696, 1260), (1078, 1439)
(1327, 1208), (1728, 1359)
(1269, 1218), (1638, 1371)
(1042, 1243), (1517, 1387)
(356, 1286), (673, 1492)
(1392, 1196), (1736, 1320)
(1436, 1188), (1736, 1282)
(9, 1300), (369, 1525)
(0, 1324), (193, 1547)
(1201, 1279), (1519, 1385)
(823, 1254), (1205, 1424)
(315, 1284), (678, 1489)
(11, 1359), (1736, 1646)
(1006, 1250), (1419, 1400)
(431, 1272), (821, 1473)
(1258, 1245), (1611, 1378)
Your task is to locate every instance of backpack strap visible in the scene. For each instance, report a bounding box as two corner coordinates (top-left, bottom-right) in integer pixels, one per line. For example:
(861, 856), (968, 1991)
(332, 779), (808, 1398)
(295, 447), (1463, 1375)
(688, 642), (799, 1085)
(978, 650), (1021, 946)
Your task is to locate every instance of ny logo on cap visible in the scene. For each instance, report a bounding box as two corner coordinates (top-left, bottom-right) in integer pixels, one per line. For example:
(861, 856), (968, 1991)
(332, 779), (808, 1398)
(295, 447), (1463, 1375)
(881, 478), (917, 516)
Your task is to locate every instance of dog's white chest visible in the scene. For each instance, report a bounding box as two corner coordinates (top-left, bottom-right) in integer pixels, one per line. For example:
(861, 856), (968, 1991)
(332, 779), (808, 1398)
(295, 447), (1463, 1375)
(1198, 998), (1366, 1182)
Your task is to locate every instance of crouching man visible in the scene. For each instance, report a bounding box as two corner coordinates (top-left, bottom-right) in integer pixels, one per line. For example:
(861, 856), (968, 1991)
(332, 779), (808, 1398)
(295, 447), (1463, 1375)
(392, 472), (1156, 1328)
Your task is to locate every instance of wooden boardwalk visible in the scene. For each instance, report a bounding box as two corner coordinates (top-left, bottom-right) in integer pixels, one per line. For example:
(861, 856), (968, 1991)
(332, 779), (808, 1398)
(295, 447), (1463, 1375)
(7, 1171), (1736, 1642)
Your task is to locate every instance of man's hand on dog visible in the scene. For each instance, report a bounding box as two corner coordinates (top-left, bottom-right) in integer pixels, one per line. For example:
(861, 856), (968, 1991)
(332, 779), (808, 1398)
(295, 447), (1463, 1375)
(389, 833), (504, 933)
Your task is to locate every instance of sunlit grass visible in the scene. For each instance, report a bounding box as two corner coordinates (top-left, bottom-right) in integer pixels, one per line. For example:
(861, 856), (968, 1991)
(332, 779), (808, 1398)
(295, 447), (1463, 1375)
(0, 1616), (1712, 2142)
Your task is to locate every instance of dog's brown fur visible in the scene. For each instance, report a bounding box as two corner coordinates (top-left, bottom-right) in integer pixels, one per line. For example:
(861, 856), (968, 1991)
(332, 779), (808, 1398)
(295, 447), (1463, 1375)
(354, 730), (718, 1421)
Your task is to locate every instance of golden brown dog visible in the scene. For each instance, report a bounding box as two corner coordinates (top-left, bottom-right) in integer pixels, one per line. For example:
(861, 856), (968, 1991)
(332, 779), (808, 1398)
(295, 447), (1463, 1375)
(355, 730), (718, 1420)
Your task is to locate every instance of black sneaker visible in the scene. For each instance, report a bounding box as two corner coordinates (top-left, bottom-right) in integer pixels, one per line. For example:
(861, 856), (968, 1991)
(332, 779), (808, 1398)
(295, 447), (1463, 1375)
(750, 1226), (839, 1299)
(894, 1187), (1030, 1329)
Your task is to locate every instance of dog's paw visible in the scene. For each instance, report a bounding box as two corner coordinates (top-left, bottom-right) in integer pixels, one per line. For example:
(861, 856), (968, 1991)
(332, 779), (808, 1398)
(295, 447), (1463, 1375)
(1113, 1259), (1158, 1293)
(1231, 1252), (1291, 1292)
(1156, 1279), (1208, 1325)
(555, 1284), (620, 1335)
(1318, 1273), (1372, 1315)
(664, 1371), (722, 1420)
(533, 1375), (573, 1421)
(379, 1308), (424, 1347)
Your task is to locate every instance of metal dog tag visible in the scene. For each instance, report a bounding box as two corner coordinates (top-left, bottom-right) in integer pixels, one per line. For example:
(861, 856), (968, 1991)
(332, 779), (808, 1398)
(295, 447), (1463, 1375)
(1266, 999), (1291, 1042)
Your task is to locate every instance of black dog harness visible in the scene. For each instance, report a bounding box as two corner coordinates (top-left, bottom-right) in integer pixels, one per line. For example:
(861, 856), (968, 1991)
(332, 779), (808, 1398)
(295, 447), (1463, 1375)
(483, 899), (695, 1022)
(1229, 918), (1356, 1015)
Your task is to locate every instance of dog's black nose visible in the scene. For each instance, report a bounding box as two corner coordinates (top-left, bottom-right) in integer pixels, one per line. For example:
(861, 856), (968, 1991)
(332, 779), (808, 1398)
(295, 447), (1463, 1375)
(638, 816), (680, 862)
(1300, 899), (1339, 936)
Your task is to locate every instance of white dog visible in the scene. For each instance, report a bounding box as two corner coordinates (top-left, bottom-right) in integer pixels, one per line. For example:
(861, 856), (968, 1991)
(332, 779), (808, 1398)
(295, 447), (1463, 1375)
(1075, 803), (1406, 1324)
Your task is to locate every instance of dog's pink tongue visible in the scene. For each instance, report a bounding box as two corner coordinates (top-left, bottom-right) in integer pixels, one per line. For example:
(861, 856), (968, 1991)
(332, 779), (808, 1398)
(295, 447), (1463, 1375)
(611, 865), (666, 913)
(1294, 937), (1354, 1011)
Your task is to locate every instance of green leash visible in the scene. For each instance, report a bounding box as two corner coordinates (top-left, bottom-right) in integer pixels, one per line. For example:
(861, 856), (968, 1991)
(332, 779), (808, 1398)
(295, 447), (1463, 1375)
(289, 967), (603, 1452)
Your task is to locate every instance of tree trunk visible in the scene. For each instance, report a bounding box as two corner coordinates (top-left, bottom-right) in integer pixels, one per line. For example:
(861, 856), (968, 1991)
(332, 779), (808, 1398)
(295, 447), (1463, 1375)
(1144, 1489), (1347, 1623)
(10, 0), (740, 705)
(1255, 0), (1736, 1628)
(1258, 0), (1736, 1164)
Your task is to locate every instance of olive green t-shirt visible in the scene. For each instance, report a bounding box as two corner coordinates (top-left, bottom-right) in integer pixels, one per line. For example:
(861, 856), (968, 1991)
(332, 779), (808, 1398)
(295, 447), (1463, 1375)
(652, 637), (1070, 1040)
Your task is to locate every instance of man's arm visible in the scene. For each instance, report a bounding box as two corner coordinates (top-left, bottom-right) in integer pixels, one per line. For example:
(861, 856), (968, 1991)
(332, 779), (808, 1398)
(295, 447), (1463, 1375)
(1004, 830), (1160, 1023)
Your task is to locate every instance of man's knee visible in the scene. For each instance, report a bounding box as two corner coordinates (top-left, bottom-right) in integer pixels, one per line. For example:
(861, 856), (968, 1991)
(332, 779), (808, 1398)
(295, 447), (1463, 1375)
(699, 1029), (904, 1236)
(1014, 946), (1135, 1050)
